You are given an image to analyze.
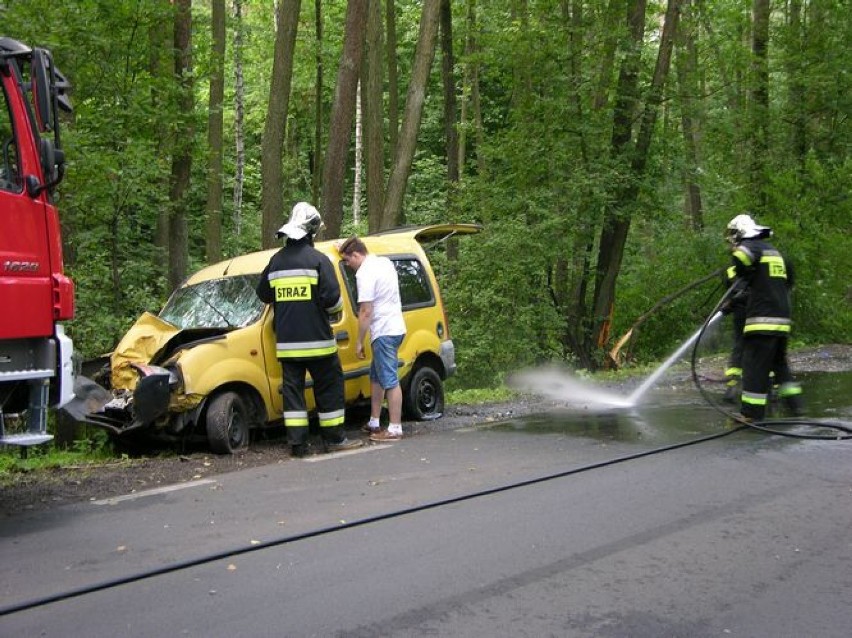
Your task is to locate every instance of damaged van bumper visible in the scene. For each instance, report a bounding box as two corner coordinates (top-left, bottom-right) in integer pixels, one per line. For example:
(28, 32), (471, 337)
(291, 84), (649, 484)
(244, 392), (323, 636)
(62, 365), (202, 437)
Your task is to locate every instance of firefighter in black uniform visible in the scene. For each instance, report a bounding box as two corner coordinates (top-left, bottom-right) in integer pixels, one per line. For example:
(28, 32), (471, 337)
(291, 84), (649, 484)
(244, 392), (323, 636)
(256, 202), (362, 457)
(726, 213), (803, 421)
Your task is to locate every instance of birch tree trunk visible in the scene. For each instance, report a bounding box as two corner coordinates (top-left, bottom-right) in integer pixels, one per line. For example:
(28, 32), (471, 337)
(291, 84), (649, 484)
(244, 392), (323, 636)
(205, 0), (226, 263)
(441, 0), (459, 189)
(364, 0), (385, 232)
(150, 11), (172, 256)
(353, 81), (363, 224)
(321, 0), (368, 238)
(232, 0), (245, 235)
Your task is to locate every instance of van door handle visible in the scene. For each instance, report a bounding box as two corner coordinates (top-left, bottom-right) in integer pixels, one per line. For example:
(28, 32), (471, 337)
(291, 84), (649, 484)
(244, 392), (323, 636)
(335, 331), (349, 342)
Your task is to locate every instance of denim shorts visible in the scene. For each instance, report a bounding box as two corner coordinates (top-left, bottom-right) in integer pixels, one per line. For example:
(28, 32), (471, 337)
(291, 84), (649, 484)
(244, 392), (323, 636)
(370, 334), (404, 389)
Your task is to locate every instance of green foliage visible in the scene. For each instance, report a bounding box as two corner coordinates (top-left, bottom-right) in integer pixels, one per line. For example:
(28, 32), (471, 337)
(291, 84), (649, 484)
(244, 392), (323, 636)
(442, 214), (566, 388)
(765, 156), (852, 343)
(2, 0), (847, 382)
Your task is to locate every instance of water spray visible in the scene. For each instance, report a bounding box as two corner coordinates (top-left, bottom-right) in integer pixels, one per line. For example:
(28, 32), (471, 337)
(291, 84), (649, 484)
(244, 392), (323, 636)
(509, 312), (724, 413)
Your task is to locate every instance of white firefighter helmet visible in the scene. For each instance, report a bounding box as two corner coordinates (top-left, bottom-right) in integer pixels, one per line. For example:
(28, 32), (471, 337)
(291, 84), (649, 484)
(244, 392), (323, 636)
(276, 202), (325, 240)
(725, 213), (771, 243)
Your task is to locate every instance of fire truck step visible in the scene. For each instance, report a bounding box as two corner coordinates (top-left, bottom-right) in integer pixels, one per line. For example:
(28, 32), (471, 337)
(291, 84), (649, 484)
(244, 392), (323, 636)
(0, 368), (54, 380)
(0, 433), (54, 446)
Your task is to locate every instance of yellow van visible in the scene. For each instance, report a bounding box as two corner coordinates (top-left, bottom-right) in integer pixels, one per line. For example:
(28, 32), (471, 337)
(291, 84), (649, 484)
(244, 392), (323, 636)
(75, 224), (481, 453)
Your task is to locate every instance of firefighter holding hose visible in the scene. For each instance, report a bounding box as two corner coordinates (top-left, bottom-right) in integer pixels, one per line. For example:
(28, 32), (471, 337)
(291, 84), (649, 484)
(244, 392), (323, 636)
(725, 214), (804, 421)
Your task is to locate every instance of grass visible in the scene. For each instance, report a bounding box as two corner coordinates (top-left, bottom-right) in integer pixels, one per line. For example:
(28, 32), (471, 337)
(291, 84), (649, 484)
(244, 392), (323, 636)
(445, 385), (519, 405)
(0, 440), (123, 484)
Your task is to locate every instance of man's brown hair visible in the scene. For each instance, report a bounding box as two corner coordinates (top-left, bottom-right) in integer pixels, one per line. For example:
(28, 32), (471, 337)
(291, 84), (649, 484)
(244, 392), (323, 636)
(339, 236), (367, 256)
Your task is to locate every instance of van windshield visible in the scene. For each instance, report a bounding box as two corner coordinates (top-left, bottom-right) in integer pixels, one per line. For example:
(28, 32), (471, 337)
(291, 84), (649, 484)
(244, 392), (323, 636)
(160, 275), (264, 330)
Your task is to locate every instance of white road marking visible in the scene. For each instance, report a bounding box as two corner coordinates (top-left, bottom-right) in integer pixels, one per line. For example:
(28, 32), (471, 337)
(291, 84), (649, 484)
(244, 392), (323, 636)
(301, 443), (391, 462)
(90, 478), (218, 505)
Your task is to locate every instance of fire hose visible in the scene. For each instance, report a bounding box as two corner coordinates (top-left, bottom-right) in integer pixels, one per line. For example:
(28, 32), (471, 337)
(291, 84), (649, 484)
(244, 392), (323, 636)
(690, 280), (852, 440)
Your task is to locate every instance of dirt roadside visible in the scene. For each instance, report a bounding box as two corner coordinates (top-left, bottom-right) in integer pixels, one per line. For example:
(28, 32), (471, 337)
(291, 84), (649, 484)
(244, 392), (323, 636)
(2, 344), (850, 517)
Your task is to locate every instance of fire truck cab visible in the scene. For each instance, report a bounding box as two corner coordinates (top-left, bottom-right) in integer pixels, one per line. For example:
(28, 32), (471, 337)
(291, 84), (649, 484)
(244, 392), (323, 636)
(0, 37), (74, 447)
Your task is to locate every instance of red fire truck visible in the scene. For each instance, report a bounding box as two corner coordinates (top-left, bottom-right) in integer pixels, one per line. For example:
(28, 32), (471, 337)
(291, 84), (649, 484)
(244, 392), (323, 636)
(0, 37), (74, 447)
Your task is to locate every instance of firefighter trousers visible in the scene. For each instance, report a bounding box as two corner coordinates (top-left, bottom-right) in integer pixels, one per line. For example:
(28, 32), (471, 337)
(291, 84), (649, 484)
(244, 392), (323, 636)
(280, 355), (346, 446)
(740, 334), (803, 421)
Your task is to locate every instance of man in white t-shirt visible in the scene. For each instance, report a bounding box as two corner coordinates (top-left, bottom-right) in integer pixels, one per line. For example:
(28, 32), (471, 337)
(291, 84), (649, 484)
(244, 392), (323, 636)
(338, 236), (407, 441)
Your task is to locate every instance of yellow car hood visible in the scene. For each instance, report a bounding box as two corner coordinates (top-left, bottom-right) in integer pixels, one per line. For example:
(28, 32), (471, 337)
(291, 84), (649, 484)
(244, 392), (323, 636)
(110, 312), (180, 390)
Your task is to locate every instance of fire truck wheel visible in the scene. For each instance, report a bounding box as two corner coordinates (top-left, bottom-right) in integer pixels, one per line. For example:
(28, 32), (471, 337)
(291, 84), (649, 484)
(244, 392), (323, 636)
(206, 391), (250, 454)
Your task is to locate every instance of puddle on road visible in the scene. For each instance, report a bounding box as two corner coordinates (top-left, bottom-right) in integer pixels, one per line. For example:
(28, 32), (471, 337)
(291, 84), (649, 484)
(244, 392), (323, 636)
(489, 371), (852, 446)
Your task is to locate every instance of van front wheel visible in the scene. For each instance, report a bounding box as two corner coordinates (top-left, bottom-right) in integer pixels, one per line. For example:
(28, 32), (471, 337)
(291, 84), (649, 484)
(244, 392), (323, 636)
(206, 391), (250, 454)
(403, 366), (444, 420)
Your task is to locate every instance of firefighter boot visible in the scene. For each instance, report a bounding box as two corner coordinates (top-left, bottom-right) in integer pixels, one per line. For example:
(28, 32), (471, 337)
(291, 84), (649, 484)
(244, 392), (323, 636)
(778, 383), (805, 417)
(722, 378), (741, 404)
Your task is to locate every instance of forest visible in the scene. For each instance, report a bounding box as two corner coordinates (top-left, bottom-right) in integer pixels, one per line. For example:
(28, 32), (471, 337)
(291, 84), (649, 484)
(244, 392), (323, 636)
(3, 0), (849, 389)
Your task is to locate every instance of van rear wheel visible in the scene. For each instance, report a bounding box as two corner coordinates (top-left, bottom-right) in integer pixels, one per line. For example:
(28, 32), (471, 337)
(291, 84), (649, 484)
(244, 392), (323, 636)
(403, 366), (444, 420)
(206, 391), (250, 454)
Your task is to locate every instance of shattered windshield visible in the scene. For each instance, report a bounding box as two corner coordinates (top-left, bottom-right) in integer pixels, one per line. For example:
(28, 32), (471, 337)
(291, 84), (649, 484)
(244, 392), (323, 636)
(159, 275), (264, 330)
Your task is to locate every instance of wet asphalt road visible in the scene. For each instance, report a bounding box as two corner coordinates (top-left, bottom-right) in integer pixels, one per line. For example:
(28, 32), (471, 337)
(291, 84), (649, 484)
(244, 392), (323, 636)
(2, 372), (852, 637)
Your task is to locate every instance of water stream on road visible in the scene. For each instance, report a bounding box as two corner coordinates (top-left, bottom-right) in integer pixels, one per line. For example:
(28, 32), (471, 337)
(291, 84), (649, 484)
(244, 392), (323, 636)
(509, 312), (724, 411)
(496, 370), (852, 446)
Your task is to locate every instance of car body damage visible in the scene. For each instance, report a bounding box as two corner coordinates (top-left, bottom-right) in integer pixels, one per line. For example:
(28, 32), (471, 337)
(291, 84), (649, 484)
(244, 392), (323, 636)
(63, 224), (482, 453)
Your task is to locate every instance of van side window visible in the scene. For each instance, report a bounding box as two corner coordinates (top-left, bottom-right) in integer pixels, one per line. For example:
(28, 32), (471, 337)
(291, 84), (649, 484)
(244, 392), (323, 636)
(0, 85), (22, 192)
(395, 258), (434, 309)
(340, 255), (435, 312)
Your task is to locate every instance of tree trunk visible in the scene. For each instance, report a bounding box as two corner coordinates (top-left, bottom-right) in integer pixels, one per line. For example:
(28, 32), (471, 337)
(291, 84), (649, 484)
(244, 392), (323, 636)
(168, 0), (193, 292)
(509, 0), (531, 111)
(312, 0), (323, 205)
(206, 0), (226, 264)
(441, 0), (459, 190)
(440, 0), (459, 260)
(382, 0), (442, 228)
(260, 0), (301, 249)
(321, 0), (369, 238)
(386, 0), (400, 160)
(364, 0), (385, 233)
(557, 0), (595, 370)
(676, 0), (703, 231)
(590, 0), (682, 357)
(353, 81), (363, 224)
(749, 0), (770, 214)
(589, 0), (647, 354)
(593, 0), (625, 111)
(150, 10), (172, 257)
(460, 0), (483, 178)
(786, 0), (806, 167)
(232, 0), (246, 236)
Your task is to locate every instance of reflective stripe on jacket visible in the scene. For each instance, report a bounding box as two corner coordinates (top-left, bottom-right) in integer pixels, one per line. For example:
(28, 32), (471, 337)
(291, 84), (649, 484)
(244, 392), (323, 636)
(731, 238), (793, 338)
(256, 240), (342, 359)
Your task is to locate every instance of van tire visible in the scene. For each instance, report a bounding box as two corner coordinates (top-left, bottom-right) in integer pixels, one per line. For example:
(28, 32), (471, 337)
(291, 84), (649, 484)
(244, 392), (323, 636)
(403, 365), (444, 420)
(206, 391), (250, 454)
